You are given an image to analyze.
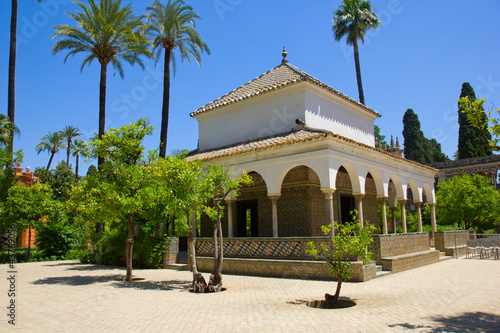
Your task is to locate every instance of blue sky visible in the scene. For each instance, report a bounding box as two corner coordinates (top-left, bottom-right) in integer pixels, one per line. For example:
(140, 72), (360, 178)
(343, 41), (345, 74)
(1, 0), (499, 174)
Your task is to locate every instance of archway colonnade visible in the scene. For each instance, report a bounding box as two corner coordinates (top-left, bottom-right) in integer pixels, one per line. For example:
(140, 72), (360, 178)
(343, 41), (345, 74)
(225, 157), (437, 238)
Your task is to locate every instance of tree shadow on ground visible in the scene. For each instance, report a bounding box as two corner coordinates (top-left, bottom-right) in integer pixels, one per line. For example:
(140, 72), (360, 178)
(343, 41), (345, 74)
(389, 312), (500, 332)
(32, 274), (124, 286)
(111, 279), (191, 291)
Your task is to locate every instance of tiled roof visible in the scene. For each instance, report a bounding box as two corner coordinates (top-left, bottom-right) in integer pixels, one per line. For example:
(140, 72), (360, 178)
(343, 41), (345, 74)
(190, 62), (381, 118)
(186, 128), (438, 173)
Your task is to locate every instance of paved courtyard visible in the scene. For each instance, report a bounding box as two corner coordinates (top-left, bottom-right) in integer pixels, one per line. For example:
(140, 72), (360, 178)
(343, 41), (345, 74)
(1, 257), (499, 332)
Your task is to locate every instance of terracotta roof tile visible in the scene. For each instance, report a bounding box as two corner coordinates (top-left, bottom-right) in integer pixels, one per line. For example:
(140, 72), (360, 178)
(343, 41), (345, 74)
(190, 62), (381, 118)
(186, 128), (438, 173)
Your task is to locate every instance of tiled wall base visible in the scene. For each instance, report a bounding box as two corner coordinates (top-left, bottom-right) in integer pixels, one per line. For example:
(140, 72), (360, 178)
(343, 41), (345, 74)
(435, 231), (469, 258)
(195, 257), (376, 282)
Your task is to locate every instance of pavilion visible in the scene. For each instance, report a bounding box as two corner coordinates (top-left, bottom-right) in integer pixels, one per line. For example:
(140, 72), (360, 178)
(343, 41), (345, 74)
(186, 49), (442, 280)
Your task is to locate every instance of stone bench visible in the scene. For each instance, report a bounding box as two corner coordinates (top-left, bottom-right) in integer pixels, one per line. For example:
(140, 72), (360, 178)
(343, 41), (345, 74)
(195, 256), (377, 282)
(380, 250), (440, 273)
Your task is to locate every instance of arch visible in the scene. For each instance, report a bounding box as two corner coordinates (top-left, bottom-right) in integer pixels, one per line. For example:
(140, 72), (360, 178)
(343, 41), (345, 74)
(388, 175), (404, 200)
(274, 162), (330, 195)
(337, 163), (361, 194)
(422, 183), (435, 203)
(366, 170), (385, 197)
(407, 179), (421, 202)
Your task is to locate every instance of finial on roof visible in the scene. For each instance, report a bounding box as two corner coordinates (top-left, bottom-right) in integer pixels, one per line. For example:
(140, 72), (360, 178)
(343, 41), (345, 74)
(395, 137), (400, 148)
(390, 135), (394, 148)
(282, 46), (288, 64)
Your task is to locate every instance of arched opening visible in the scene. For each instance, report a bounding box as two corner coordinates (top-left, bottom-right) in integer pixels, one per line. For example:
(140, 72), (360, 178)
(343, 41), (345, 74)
(235, 172), (267, 237)
(364, 172), (379, 231)
(335, 166), (354, 224)
(279, 165), (324, 236)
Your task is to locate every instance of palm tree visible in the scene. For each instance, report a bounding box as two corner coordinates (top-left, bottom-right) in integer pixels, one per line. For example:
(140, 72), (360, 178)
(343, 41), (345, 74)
(52, 0), (152, 168)
(0, 113), (20, 149)
(7, 0), (42, 153)
(72, 139), (90, 178)
(145, 0), (210, 158)
(36, 132), (65, 170)
(61, 125), (81, 167)
(333, 0), (380, 105)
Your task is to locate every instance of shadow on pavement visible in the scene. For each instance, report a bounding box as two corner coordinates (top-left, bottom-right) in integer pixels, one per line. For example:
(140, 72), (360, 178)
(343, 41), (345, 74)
(32, 274), (124, 286)
(111, 279), (191, 291)
(389, 312), (500, 332)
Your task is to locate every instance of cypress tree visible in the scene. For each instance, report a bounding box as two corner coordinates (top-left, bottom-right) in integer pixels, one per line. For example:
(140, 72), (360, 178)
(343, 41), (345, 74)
(403, 109), (426, 162)
(457, 82), (492, 159)
(403, 109), (449, 164)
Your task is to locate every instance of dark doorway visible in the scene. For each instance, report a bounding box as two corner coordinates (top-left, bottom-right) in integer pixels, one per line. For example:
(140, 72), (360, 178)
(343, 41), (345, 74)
(340, 196), (355, 223)
(236, 200), (258, 237)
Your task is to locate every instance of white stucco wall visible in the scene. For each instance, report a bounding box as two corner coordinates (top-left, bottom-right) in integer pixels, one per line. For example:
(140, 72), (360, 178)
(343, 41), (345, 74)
(197, 88), (305, 151)
(196, 83), (378, 151)
(304, 87), (376, 147)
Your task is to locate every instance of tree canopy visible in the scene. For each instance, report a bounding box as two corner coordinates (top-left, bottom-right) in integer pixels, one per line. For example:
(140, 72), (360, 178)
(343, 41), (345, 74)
(436, 174), (500, 232)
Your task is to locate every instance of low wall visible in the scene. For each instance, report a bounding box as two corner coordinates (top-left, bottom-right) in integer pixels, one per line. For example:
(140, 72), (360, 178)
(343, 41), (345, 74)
(196, 257), (376, 282)
(195, 237), (329, 260)
(370, 233), (430, 264)
(434, 230), (469, 252)
(162, 237), (179, 267)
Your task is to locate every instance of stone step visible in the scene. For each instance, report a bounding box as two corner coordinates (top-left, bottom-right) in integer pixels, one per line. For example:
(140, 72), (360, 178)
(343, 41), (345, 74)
(376, 265), (383, 272)
(376, 270), (391, 278)
(164, 263), (189, 271)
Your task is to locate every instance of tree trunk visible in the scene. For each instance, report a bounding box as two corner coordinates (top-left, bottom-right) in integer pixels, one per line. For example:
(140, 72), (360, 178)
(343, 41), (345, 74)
(98, 62), (107, 169)
(352, 37), (365, 105)
(8, 0), (17, 155)
(66, 139), (71, 167)
(46, 152), (55, 170)
(159, 49), (171, 158)
(188, 211), (207, 293)
(75, 154), (79, 178)
(208, 200), (223, 292)
(325, 276), (343, 308)
(125, 213), (134, 282)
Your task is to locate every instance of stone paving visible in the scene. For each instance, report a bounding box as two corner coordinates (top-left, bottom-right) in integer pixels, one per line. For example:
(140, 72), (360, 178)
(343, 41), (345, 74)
(1, 257), (499, 332)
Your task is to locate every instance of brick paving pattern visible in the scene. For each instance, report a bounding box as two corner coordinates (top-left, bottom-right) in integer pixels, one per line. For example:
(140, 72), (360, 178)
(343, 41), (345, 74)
(1, 258), (499, 332)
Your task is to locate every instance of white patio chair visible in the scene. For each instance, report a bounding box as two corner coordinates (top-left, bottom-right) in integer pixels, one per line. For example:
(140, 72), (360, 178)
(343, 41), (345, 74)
(466, 239), (481, 259)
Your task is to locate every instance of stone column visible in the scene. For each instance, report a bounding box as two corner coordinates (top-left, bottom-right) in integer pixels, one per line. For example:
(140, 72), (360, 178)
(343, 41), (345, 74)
(322, 189), (336, 236)
(415, 201), (423, 233)
(353, 193), (364, 227)
(379, 196), (388, 234)
(398, 199), (407, 233)
(429, 203), (437, 239)
(390, 206), (397, 234)
(268, 195), (281, 238)
(225, 199), (235, 237)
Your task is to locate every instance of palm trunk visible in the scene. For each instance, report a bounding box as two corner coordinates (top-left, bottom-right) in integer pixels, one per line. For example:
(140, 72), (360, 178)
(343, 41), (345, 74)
(75, 154), (79, 178)
(125, 213), (135, 282)
(8, 0), (18, 155)
(98, 62), (107, 169)
(352, 38), (365, 105)
(66, 139), (71, 167)
(159, 49), (171, 159)
(47, 152), (55, 170)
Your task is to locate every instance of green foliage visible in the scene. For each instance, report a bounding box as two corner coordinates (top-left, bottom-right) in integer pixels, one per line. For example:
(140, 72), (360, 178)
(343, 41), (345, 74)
(86, 165), (97, 177)
(374, 124), (388, 148)
(459, 93), (499, 152)
(34, 161), (77, 201)
(36, 131), (65, 170)
(457, 83), (493, 158)
(436, 174), (500, 231)
(307, 220), (374, 283)
(402, 109), (449, 163)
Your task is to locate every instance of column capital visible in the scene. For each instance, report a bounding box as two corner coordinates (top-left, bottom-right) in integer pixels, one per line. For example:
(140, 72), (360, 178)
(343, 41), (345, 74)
(353, 193), (365, 198)
(378, 196), (388, 202)
(268, 194), (281, 199)
(397, 198), (407, 204)
(427, 202), (436, 207)
(414, 201), (423, 206)
(322, 188), (336, 199)
(224, 198), (236, 203)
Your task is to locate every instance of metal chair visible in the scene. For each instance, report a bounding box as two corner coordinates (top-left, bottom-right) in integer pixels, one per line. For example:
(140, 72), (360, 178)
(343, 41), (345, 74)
(479, 238), (495, 259)
(466, 239), (481, 259)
